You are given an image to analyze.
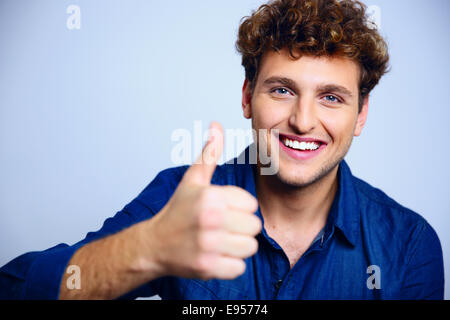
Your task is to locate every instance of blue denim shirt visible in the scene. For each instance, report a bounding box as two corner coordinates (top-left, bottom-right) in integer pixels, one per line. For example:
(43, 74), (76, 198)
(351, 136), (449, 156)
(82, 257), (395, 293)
(0, 146), (444, 299)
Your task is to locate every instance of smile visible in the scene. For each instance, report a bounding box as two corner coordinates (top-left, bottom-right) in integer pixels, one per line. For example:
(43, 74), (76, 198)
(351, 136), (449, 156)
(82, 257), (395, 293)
(278, 134), (328, 160)
(282, 138), (320, 151)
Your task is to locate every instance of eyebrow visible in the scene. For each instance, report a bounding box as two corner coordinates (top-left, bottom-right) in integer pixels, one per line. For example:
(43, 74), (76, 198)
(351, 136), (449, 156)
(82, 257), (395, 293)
(262, 76), (299, 92)
(262, 76), (354, 98)
(317, 84), (353, 98)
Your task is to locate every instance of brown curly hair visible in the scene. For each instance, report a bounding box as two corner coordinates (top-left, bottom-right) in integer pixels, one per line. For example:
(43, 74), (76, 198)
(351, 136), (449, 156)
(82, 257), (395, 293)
(236, 0), (390, 111)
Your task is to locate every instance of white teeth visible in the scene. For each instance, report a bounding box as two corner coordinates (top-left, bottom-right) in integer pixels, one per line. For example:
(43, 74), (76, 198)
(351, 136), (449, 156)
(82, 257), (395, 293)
(283, 138), (320, 151)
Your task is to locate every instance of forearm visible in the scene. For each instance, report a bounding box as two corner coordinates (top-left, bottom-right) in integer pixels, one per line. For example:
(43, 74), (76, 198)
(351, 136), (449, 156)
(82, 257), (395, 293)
(58, 219), (163, 300)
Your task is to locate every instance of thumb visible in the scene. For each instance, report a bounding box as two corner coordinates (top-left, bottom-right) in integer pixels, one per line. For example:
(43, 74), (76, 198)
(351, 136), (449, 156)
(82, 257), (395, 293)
(183, 122), (224, 185)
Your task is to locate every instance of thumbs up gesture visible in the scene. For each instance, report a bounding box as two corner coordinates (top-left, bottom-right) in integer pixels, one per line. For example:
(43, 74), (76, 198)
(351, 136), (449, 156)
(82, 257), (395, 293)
(146, 122), (262, 280)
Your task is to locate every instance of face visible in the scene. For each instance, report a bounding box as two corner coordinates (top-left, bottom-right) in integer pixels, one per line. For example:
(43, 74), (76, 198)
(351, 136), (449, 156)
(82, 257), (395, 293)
(242, 49), (369, 187)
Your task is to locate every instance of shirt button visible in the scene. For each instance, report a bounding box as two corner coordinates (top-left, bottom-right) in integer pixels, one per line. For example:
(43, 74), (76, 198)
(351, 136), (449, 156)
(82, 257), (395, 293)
(275, 279), (283, 289)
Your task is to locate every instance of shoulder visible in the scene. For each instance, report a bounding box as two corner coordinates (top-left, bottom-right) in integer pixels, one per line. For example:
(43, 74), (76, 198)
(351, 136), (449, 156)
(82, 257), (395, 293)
(351, 175), (442, 262)
(353, 175), (425, 226)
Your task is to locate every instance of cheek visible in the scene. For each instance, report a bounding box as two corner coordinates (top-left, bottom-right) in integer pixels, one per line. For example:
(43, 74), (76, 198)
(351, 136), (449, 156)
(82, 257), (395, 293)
(252, 95), (291, 128)
(320, 109), (357, 143)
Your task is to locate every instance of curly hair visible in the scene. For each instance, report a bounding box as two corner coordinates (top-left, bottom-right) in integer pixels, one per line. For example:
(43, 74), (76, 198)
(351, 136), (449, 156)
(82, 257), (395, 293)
(236, 0), (390, 111)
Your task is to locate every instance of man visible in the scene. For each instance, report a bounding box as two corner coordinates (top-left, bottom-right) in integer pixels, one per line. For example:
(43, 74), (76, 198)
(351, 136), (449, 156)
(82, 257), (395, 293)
(0, 0), (444, 299)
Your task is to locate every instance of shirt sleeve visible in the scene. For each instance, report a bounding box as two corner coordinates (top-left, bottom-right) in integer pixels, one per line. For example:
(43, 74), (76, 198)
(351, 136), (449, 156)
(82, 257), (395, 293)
(0, 167), (185, 300)
(400, 219), (445, 299)
(0, 200), (152, 299)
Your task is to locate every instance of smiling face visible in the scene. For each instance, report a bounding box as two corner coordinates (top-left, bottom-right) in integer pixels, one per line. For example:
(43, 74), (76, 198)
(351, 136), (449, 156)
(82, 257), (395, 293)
(242, 49), (369, 187)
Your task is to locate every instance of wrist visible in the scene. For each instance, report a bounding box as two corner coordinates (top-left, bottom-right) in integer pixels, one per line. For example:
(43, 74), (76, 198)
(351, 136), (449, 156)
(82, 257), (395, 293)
(126, 216), (167, 280)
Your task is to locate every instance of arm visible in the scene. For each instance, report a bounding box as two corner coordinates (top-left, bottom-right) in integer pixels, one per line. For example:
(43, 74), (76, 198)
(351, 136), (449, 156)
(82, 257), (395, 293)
(0, 204), (157, 300)
(400, 219), (445, 299)
(60, 123), (261, 299)
(1, 122), (261, 300)
(58, 217), (164, 300)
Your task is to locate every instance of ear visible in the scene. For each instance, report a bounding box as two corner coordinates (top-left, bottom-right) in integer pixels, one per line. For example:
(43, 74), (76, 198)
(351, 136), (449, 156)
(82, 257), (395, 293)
(242, 79), (252, 119)
(354, 95), (369, 137)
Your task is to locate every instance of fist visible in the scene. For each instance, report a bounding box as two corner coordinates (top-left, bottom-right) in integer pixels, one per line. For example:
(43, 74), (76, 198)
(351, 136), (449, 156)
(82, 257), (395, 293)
(147, 122), (262, 280)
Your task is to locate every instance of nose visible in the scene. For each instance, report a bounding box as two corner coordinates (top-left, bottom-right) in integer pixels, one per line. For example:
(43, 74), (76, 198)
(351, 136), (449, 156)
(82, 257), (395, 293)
(288, 95), (318, 133)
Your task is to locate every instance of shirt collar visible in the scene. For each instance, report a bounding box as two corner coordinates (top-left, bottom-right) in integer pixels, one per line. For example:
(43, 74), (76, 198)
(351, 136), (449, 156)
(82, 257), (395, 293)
(327, 160), (361, 247)
(234, 145), (360, 247)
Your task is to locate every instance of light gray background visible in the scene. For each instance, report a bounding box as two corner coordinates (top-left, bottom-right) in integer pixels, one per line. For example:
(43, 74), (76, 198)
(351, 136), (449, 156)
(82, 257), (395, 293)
(0, 0), (449, 299)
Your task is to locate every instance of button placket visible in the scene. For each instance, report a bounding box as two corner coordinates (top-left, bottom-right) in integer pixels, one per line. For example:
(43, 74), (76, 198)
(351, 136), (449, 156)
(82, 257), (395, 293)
(275, 279), (283, 290)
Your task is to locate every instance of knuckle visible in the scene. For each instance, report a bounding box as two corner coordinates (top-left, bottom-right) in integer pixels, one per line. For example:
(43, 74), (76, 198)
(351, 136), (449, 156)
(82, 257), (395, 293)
(197, 208), (223, 229)
(245, 195), (258, 212)
(198, 187), (217, 205)
(196, 190), (224, 229)
(197, 231), (215, 252)
(196, 208), (210, 228)
(196, 232), (207, 251)
(236, 188), (258, 209)
(249, 238), (259, 255)
(233, 260), (246, 277)
(251, 216), (262, 235)
(239, 237), (258, 257)
(193, 255), (207, 274)
(194, 253), (215, 274)
(213, 258), (246, 280)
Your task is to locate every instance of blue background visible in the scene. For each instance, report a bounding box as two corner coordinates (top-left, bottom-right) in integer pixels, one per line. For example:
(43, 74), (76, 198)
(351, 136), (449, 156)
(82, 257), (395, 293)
(0, 0), (449, 299)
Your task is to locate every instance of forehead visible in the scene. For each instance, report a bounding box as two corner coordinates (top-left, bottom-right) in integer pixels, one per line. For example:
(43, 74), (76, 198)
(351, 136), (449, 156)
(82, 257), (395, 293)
(257, 49), (360, 92)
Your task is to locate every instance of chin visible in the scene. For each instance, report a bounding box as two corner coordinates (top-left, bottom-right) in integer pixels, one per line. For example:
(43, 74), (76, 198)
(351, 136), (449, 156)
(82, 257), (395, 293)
(276, 169), (320, 188)
(276, 159), (339, 188)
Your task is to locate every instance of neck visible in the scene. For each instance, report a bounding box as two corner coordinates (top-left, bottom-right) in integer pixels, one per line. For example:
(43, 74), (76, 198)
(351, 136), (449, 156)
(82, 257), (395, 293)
(255, 164), (339, 232)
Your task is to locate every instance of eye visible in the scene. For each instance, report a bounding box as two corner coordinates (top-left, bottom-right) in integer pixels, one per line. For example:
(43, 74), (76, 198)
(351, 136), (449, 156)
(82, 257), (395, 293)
(271, 87), (292, 96)
(323, 95), (341, 103)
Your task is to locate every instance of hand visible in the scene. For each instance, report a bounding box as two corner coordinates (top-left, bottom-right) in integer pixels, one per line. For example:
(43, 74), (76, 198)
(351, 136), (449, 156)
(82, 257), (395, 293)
(145, 122), (261, 280)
